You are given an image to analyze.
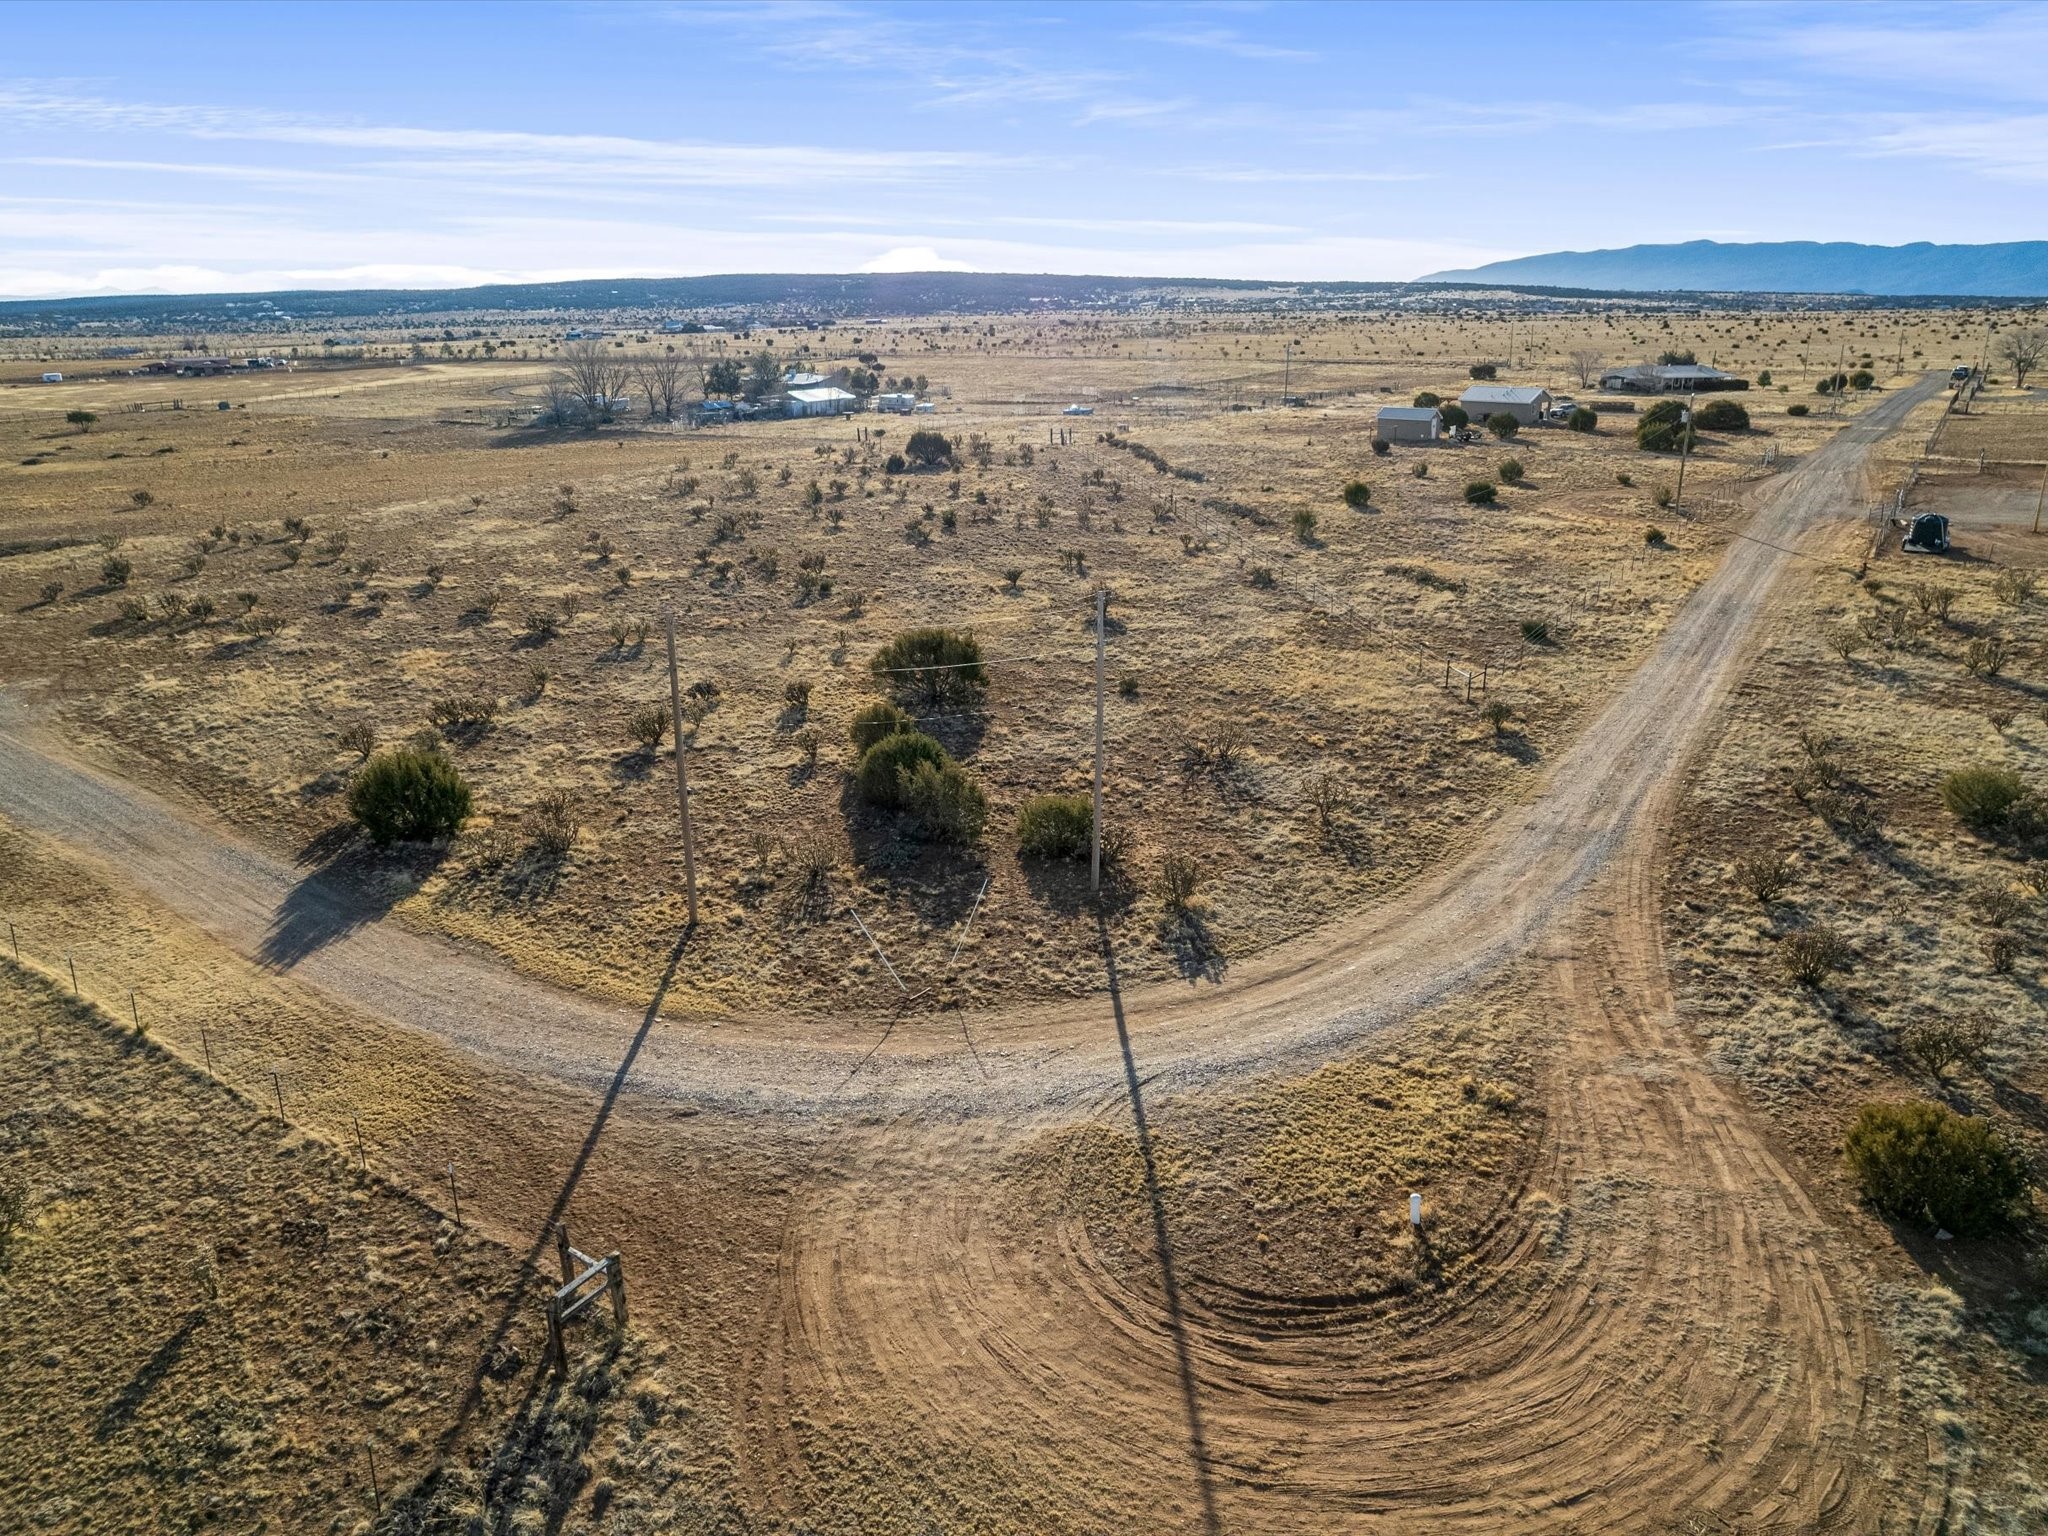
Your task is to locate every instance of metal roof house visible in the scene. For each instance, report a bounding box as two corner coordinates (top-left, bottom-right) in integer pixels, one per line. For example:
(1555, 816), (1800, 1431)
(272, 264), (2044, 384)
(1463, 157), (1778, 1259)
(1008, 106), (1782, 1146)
(785, 385), (858, 418)
(1599, 363), (1747, 393)
(1458, 385), (1552, 425)
(1375, 405), (1443, 443)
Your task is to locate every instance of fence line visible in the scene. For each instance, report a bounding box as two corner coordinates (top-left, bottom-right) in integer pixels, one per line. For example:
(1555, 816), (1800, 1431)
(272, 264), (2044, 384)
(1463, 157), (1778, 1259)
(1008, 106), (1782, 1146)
(0, 913), (466, 1233)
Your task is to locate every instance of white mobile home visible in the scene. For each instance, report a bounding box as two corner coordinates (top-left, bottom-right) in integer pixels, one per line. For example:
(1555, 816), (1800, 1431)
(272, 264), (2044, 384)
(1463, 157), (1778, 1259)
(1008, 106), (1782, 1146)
(1457, 385), (1552, 425)
(786, 386), (858, 418)
(1599, 363), (1746, 393)
(1375, 405), (1442, 443)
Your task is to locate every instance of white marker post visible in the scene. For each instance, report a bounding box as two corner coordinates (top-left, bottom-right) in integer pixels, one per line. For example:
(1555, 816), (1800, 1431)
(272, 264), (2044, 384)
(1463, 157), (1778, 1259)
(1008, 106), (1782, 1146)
(1409, 1192), (1423, 1230)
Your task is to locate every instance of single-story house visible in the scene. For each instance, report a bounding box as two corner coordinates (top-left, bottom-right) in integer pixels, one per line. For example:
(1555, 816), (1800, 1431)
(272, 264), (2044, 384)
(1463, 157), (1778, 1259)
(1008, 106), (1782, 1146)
(786, 386), (859, 418)
(1458, 384), (1552, 426)
(875, 391), (916, 414)
(1598, 363), (1748, 393)
(1375, 405), (1443, 443)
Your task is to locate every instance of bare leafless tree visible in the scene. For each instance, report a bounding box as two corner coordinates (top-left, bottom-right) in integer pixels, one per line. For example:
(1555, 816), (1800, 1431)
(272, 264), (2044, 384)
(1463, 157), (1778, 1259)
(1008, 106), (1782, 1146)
(1997, 327), (2044, 389)
(634, 346), (688, 422)
(1568, 348), (1603, 387)
(556, 339), (630, 426)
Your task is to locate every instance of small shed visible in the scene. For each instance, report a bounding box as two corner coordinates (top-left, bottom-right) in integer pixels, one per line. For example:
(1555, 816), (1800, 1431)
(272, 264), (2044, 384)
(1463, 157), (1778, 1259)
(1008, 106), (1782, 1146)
(1375, 405), (1442, 443)
(785, 386), (858, 418)
(1458, 385), (1552, 425)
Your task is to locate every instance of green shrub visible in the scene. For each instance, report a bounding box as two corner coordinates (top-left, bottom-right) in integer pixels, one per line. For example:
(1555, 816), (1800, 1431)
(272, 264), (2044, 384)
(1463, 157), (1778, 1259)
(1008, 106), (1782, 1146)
(1844, 1100), (2030, 1235)
(1519, 616), (1550, 643)
(1369, 438), (1390, 457)
(855, 729), (947, 808)
(1756, 369), (1773, 386)
(1693, 399), (1749, 431)
(1787, 403), (1810, 417)
(870, 627), (986, 704)
(1342, 480), (1373, 508)
(348, 748), (473, 846)
(1941, 765), (2029, 832)
(850, 700), (915, 753)
(1657, 348), (1697, 366)
(100, 555), (132, 586)
(1468, 363), (1497, 380)
(1016, 793), (1093, 859)
(1498, 457), (1524, 484)
(1485, 413), (1519, 440)
(904, 429), (953, 468)
(1291, 507), (1318, 543)
(1567, 407), (1597, 432)
(1463, 480), (1497, 506)
(1850, 369), (1875, 391)
(900, 757), (986, 843)
(1636, 399), (1696, 453)
(1815, 371), (1848, 394)
(1412, 392), (1441, 409)
(1439, 405), (1469, 431)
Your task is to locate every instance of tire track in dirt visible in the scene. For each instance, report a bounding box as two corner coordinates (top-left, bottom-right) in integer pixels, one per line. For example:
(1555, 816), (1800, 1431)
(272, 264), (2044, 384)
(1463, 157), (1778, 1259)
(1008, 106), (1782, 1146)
(0, 382), (1947, 1528)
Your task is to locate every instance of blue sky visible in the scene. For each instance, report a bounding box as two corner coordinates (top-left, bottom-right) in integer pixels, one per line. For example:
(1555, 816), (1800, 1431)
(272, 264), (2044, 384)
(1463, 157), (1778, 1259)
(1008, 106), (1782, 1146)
(2, 0), (2044, 298)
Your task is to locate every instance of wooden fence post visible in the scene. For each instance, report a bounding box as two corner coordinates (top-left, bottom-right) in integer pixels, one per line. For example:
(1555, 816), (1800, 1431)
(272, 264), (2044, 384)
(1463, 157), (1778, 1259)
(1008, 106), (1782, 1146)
(607, 1253), (628, 1331)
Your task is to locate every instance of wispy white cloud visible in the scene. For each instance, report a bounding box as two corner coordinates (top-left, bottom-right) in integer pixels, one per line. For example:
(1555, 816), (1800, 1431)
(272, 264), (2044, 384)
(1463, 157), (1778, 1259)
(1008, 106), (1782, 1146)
(0, 84), (1020, 186)
(1815, 111), (2048, 183)
(1129, 26), (1312, 61)
(1713, 4), (2048, 103)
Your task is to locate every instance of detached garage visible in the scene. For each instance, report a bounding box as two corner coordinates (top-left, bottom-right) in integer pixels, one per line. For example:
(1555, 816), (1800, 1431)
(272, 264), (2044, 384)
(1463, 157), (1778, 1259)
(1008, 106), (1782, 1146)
(1375, 405), (1443, 443)
(1458, 384), (1552, 426)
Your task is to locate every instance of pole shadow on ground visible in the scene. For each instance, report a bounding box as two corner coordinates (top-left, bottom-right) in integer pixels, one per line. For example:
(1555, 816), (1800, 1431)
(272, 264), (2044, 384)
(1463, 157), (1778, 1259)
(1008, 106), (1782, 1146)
(409, 924), (694, 1511)
(1097, 912), (1224, 1536)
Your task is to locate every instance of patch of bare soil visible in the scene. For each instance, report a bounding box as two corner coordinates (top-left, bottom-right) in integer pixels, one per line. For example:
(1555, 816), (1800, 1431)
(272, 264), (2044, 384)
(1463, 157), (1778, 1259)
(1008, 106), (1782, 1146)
(1665, 507), (2048, 1524)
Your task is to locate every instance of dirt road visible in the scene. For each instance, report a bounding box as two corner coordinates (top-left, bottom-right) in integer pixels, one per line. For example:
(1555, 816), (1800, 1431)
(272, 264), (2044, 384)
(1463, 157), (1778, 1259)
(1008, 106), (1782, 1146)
(0, 378), (1951, 1529)
(0, 379), (1939, 1114)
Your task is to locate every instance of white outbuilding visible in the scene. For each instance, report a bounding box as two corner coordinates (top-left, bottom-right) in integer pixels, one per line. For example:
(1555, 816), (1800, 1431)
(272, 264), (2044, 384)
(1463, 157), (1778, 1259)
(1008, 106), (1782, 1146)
(785, 386), (858, 418)
(1458, 385), (1552, 425)
(875, 391), (915, 413)
(1375, 405), (1442, 443)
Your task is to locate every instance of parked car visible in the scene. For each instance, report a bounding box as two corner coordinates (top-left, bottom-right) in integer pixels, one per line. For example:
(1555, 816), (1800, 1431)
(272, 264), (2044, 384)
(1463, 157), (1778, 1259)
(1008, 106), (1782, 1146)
(1951, 365), (1973, 383)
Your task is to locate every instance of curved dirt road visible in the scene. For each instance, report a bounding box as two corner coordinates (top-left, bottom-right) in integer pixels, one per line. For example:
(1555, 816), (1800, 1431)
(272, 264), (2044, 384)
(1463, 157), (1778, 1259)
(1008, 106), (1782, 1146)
(0, 379), (1935, 1114)
(0, 380), (1949, 1529)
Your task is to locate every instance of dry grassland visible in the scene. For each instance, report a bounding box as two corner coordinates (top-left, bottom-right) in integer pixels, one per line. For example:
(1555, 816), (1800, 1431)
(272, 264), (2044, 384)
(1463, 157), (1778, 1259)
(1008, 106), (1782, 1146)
(0, 963), (665, 1534)
(0, 309), (1936, 1020)
(1664, 484), (2048, 1521)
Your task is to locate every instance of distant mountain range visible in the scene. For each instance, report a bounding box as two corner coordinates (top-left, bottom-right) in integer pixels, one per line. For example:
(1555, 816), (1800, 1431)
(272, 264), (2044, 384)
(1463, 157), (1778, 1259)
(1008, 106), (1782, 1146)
(1423, 240), (2048, 298)
(5, 249), (2042, 335)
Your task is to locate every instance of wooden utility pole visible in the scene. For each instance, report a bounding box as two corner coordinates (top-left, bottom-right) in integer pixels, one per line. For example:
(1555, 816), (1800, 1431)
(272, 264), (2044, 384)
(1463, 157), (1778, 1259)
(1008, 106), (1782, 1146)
(663, 608), (699, 927)
(1091, 588), (1107, 894)
(1673, 393), (1695, 511)
(2032, 459), (2047, 537)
